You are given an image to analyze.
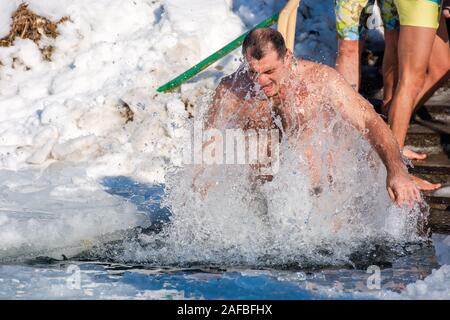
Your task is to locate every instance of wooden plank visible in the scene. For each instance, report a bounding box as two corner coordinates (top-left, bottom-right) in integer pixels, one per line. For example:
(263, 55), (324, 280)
(407, 123), (438, 135)
(414, 117), (450, 135)
(411, 153), (450, 175)
(423, 104), (450, 113)
(429, 210), (450, 233)
(413, 153), (450, 167)
(424, 195), (450, 205)
(405, 123), (443, 149)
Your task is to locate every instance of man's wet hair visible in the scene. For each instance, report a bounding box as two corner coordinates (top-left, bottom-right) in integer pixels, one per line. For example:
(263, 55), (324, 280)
(242, 28), (287, 60)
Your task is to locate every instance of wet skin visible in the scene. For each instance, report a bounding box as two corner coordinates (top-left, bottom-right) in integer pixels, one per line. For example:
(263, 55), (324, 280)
(204, 46), (421, 208)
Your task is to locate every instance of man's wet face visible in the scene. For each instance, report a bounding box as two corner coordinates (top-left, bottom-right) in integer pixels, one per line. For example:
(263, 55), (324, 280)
(245, 47), (286, 97)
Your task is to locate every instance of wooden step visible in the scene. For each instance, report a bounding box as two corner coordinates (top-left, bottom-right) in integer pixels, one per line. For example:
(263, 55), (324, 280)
(410, 153), (450, 175)
(424, 194), (450, 206)
(414, 117), (450, 136)
(409, 152), (450, 191)
(405, 123), (444, 150)
(428, 209), (450, 233)
(422, 104), (450, 119)
(422, 182), (450, 209)
(409, 153), (450, 207)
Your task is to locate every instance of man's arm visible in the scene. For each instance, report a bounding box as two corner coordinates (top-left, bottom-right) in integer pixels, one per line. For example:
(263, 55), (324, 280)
(323, 66), (421, 206)
(301, 125), (323, 194)
(204, 79), (227, 129)
(192, 78), (231, 196)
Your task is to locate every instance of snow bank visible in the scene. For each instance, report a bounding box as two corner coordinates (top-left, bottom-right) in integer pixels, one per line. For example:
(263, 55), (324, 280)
(0, 0), (246, 183)
(0, 163), (147, 261)
(391, 265), (450, 299)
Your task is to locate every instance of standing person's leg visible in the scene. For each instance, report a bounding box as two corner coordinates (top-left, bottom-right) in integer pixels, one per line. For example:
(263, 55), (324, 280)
(413, 12), (450, 111)
(388, 0), (442, 190)
(403, 12), (449, 160)
(335, 0), (372, 91)
(382, 5), (449, 159)
(336, 39), (365, 91)
(391, 27), (437, 162)
(380, 0), (400, 115)
(381, 30), (399, 115)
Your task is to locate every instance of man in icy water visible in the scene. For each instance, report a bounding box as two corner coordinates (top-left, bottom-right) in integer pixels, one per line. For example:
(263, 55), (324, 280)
(200, 27), (421, 208)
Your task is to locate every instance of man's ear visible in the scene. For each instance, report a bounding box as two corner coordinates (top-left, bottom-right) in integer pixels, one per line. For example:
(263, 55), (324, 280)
(284, 49), (293, 64)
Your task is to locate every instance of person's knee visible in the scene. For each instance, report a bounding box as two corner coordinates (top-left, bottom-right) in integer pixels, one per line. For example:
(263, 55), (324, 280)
(428, 68), (450, 84)
(398, 75), (426, 100)
(428, 56), (450, 81)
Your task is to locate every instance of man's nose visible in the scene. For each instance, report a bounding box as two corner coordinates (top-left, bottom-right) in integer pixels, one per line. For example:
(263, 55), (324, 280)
(257, 74), (270, 86)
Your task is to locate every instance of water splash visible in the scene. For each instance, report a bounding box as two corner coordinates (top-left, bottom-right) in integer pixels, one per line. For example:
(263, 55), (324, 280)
(89, 65), (429, 268)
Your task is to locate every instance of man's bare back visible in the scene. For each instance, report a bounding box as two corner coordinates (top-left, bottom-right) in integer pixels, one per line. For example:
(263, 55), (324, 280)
(205, 67), (274, 131)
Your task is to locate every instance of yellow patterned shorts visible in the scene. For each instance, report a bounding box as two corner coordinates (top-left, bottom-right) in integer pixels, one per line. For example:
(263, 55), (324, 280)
(379, 0), (400, 30)
(336, 0), (442, 40)
(335, 0), (376, 40)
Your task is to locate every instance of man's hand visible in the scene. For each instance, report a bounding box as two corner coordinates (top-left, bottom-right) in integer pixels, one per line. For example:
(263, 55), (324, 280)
(191, 166), (214, 200)
(387, 169), (422, 207)
(192, 180), (213, 200)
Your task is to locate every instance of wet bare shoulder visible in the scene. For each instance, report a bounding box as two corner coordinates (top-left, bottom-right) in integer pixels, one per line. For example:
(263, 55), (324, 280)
(219, 73), (237, 90)
(207, 74), (239, 128)
(300, 61), (340, 86)
(220, 69), (254, 93)
(208, 70), (252, 127)
(214, 70), (251, 107)
(291, 61), (335, 119)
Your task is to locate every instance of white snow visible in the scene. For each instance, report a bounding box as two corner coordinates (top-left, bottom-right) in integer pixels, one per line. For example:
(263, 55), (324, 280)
(0, 264), (185, 299)
(0, 163), (147, 261)
(393, 265), (450, 299)
(0, 0), (244, 181)
(367, 234), (450, 299)
(0, 0), (17, 38)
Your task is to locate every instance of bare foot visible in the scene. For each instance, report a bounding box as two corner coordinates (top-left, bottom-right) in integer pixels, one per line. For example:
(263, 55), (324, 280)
(411, 175), (441, 191)
(443, 6), (450, 19)
(403, 148), (427, 161)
